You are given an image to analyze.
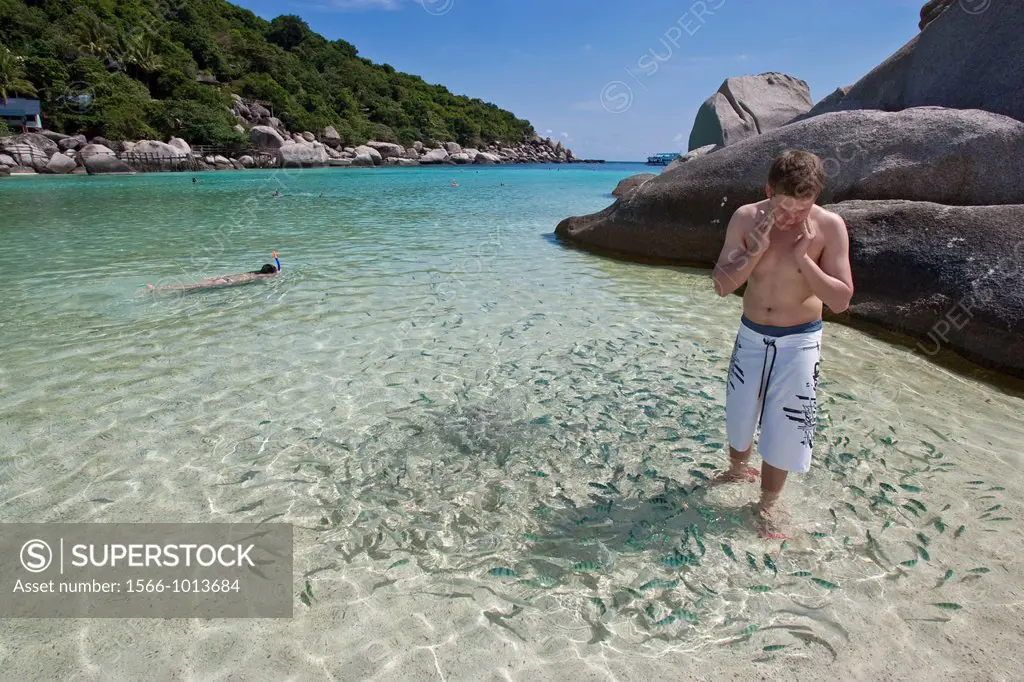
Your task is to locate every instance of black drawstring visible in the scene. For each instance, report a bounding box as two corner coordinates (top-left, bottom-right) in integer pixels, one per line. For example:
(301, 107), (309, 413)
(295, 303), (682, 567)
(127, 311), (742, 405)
(757, 338), (778, 427)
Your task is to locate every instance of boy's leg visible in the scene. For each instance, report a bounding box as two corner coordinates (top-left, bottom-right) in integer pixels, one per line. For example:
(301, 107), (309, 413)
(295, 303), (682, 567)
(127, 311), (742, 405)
(719, 327), (762, 483)
(756, 331), (822, 536)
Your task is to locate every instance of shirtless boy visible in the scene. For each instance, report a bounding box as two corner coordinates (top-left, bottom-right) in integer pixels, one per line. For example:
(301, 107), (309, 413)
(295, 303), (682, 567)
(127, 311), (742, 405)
(146, 263), (279, 293)
(711, 150), (854, 538)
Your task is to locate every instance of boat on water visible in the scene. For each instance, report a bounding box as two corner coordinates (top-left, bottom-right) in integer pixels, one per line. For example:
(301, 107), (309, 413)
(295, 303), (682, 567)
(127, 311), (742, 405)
(646, 152), (680, 166)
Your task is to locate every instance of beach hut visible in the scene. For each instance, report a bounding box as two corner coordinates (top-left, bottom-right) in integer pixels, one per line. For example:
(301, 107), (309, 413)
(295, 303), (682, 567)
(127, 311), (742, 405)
(0, 97), (42, 132)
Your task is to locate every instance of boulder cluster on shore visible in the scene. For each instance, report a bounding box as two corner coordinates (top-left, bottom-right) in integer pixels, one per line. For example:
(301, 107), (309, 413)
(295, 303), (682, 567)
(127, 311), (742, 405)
(0, 92), (598, 176)
(557, 0), (1024, 380)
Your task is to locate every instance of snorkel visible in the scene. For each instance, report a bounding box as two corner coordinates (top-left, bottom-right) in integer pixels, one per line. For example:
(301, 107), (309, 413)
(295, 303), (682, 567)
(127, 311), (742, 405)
(274, 251), (281, 272)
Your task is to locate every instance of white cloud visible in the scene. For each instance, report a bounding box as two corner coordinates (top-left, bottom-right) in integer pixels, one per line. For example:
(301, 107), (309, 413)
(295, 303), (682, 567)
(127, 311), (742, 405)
(545, 129), (553, 134)
(735, 53), (750, 62)
(561, 132), (569, 138)
(672, 133), (685, 143)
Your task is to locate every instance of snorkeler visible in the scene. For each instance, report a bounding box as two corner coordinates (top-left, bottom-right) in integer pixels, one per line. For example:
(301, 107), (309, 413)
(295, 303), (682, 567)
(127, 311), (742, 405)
(146, 253), (282, 292)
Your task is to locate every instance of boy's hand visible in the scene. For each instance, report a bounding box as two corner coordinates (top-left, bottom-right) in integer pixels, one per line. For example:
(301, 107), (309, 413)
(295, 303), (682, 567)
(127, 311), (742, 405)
(745, 208), (774, 256)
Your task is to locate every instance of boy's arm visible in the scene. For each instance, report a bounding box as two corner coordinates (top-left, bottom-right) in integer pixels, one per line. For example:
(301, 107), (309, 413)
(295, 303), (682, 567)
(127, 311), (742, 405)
(712, 205), (772, 297)
(797, 213), (854, 312)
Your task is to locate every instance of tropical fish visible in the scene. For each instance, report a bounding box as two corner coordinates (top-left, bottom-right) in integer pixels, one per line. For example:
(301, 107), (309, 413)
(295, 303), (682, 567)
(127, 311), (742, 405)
(988, 517), (1012, 522)
(983, 504), (1003, 513)
(689, 469), (710, 482)
(843, 502), (858, 514)
(721, 543), (737, 562)
(901, 504), (921, 517)
(763, 554), (778, 575)
(388, 559), (409, 570)
(746, 551), (759, 571)
(933, 519), (947, 534)
(900, 559), (918, 568)
(809, 532), (829, 539)
(790, 571), (813, 577)
(915, 545), (931, 561)
(640, 578), (679, 591)
(955, 525), (966, 539)
(529, 470), (549, 477)
(489, 567), (518, 577)
(748, 585), (772, 592)
(572, 561), (601, 572)
(917, 532), (930, 547)
(880, 482), (898, 494)
(939, 569), (953, 584)
(932, 602), (962, 610)
(762, 644), (787, 652)
(899, 484), (922, 493)
(653, 614), (676, 627)
(811, 578), (840, 590)
(967, 567), (990, 573)
(590, 597), (607, 616)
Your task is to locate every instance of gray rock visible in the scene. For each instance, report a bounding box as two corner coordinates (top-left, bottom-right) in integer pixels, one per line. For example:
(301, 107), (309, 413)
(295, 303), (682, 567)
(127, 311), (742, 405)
(249, 103), (271, 119)
(366, 141), (405, 159)
(328, 158), (353, 167)
(689, 72), (812, 150)
(556, 107), (1024, 264)
(251, 125), (285, 149)
(2, 143), (50, 171)
(301, 131), (316, 142)
(291, 133), (305, 144)
(43, 152), (77, 174)
(81, 145), (132, 174)
(266, 117), (284, 131)
(238, 155), (255, 168)
(121, 141), (136, 153)
(343, 147), (355, 154)
(420, 148), (450, 164)
(354, 145), (383, 165)
(233, 124), (246, 135)
(413, 141), (423, 152)
(168, 137), (191, 154)
(801, 1), (1024, 123)
(919, 0), (954, 30)
(443, 141), (462, 154)
(58, 135), (85, 152)
(0, 167), (8, 177)
(326, 147), (343, 159)
(612, 173), (657, 197)
(474, 152), (501, 164)
(40, 130), (70, 144)
(405, 147), (420, 159)
(230, 158), (245, 170)
(321, 126), (341, 147)
(450, 153), (473, 164)
(277, 142), (329, 167)
(830, 199), (1024, 378)
(350, 153), (375, 167)
(0, 153), (16, 167)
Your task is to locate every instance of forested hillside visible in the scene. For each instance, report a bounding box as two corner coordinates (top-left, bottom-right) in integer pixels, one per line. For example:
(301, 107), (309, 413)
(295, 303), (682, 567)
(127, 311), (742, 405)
(0, 0), (536, 147)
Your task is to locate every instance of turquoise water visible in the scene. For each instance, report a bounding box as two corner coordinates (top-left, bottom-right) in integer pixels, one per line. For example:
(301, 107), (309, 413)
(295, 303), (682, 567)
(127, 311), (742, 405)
(1, 164), (1022, 679)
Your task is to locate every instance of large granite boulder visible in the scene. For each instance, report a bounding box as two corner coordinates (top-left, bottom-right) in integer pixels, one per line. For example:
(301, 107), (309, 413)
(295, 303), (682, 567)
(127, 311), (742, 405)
(474, 152), (501, 164)
(0, 153), (15, 167)
(321, 126), (342, 148)
(126, 140), (190, 170)
(58, 135), (86, 152)
(831, 200), (1024, 378)
(167, 137), (191, 154)
(251, 125), (285, 149)
(42, 152), (77, 174)
(664, 144), (720, 173)
(80, 144), (132, 174)
(350, 152), (375, 167)
(443, 141), (462, 155)
(249, 103), (271, 119)
(277, 142), (329, 167)
(366, 141), (405, 159)
(354, 145), (383, 165)
(801, 0), (1024, 123)
(556, 107), (1024, 264)
(420, 148), (450, 165)
(689, 72), (813, 150)
(612, 173), (657, 197)
(1, 133), (58, 171)
(450, 152), (473, 164)
(919, 0), (954, 30)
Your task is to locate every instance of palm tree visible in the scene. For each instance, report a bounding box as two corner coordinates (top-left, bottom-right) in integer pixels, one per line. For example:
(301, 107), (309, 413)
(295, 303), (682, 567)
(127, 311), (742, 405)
(0, 45), (37, 103)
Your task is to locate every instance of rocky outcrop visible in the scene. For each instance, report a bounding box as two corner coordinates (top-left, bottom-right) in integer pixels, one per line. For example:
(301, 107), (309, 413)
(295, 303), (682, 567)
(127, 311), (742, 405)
(43, 152), (77, 174)
(919, 0), (954, 30)
(664, 144), (719, 173)
(321, 126), (341, 148)
(58, 135), (86, 152)
(832, 200), (1024, 378)
(419, 148), (449, 164)
(354, 145), (382, 165)
(0, 153), (16, 167)
(689, 72), (813, 150)
(801, 1), (1024, 124)
(350, 152), (375, 167)
(80, 144), (132, 174)
(250, 125), (285, 149)
(612, 173), (657, 197)
(557, 107), (1024, 263)
(366, 141), (405, 159)
(1, 134), (58, 172)
(168, 137), (191, 154)
(277, 141), (329, 167)
(474, 152), (501, 164)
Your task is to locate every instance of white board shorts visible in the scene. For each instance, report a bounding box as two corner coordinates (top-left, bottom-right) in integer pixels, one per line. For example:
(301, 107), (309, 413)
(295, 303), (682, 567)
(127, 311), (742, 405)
(725, 315), (823, 473)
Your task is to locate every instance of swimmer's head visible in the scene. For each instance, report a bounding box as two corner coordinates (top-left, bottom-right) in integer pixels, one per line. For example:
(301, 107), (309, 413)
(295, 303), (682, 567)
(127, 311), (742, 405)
(255, 264), (277, 274)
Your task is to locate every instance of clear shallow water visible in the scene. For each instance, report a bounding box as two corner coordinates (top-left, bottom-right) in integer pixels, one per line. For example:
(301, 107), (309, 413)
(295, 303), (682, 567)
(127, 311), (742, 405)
(1, 164), (1022, 680)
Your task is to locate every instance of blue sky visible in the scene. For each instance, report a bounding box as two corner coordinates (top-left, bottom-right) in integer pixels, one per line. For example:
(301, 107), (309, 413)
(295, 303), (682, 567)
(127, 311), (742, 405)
(232, 0), (924, 161)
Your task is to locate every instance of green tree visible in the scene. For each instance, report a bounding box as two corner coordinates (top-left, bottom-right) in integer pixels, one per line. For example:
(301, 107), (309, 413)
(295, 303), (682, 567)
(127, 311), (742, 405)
(0, 44), (37, 101)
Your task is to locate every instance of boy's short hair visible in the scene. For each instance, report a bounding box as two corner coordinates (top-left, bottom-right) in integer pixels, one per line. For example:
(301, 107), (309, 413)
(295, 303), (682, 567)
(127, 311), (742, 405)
(767, 150), (825, 199)
(254, 264), (277, 274)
